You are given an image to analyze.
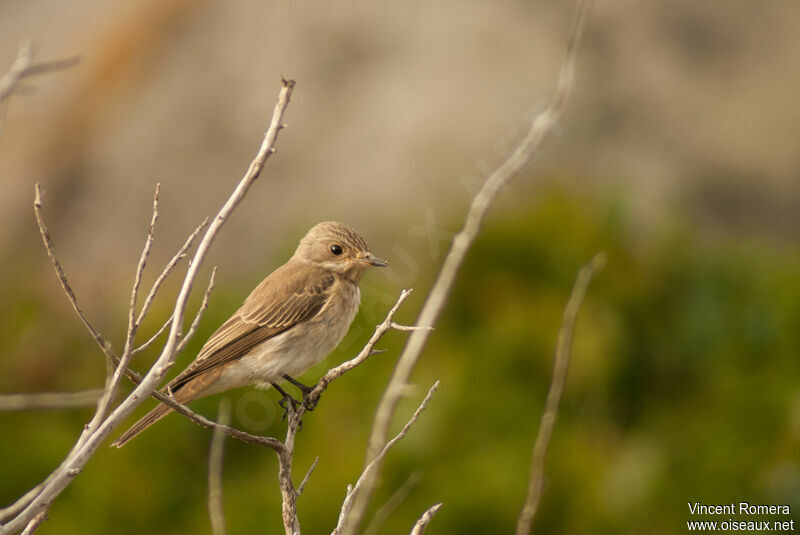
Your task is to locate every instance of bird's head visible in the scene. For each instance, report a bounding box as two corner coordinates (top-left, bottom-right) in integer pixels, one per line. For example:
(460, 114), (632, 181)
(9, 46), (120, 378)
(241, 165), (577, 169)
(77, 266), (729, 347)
(293, 221), (388, 282)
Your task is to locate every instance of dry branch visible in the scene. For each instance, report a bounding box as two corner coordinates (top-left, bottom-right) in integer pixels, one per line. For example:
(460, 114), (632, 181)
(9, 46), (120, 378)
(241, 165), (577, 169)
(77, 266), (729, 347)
(515, 253), (605, 535)
(17, 512), (45, 535)
(409, 503), (443, 535)
(297, 457), (320, 498)
(175, 267), (218, 355)
(33, 184), (115, 363)
(208, 399), (232, 535)
(103, 288), (418, 535)
(0, 78), (295, 535)
(0, 41), (79, 104)
(135, 218), (209, 331)
(0, 390), (103, 412)
(272, 289), (417, 535)
(342, 1), (592, 532)
(333, 382), (439, 535)
(93, 184), (161, 426)
(4, 0), (595, 528)
(364, 472), (421, 535)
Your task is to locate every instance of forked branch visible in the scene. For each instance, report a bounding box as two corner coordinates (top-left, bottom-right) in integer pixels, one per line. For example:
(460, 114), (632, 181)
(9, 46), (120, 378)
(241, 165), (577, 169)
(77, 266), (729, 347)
(1, 78), (295, 535)
(342, 1), (592, 532)
(515, 253), (605, 535)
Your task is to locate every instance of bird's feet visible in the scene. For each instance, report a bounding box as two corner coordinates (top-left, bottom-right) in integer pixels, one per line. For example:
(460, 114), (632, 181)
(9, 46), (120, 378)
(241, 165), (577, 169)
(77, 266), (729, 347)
(271, 382), (301, 423)
(282, 374), (320, 411)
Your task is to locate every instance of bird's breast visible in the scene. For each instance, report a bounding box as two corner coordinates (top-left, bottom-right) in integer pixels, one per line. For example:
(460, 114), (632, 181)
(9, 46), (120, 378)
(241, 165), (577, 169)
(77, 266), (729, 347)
(234, 280), (361, 384)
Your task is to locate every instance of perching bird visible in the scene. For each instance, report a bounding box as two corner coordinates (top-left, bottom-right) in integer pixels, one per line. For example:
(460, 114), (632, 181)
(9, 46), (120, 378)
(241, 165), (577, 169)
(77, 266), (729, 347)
(112, 221), (387, 447)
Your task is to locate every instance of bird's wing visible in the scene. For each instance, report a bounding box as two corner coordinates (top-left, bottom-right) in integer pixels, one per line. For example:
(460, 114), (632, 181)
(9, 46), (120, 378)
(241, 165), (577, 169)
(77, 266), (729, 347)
(168, 263), (335, 392)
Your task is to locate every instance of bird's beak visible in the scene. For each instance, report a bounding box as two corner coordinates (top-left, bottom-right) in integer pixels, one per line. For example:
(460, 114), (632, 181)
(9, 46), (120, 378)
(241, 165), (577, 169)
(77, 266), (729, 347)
(358, 252), (388, 267)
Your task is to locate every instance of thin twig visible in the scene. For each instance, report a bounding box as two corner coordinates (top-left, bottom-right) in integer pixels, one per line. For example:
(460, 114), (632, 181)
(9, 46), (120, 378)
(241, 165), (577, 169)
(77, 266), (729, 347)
(135, 218), (208, 329)
(33, 186), (118, 457)
(0, 390), (103, 412)
(208, 399), (232, 535)
(175, 267), (217, 355)
(342, 1), (592, 532)
(33, 184), (115, 362)
(131, 314), (173, 356)
(409, 503), (443, 535)
(333, 382), (439, 535)
(129, 183), (160, 338)
(0, 484), (43, 524)
(304, 289), (414, 409)
(94, 184), (161, 425)
(106, 354), (284, 451)
(297, 457), (319, 498)
(364, 472), (422, 535)
(268, 289), (417, 534)
(1, 78), (295, 534)
(133, 289), (412, 535)
(515, 253), (605, 535)
(388, 322), (433, 332)
(0, 41), (79, 104)
(18, 511), (46, 535)
(276, 445), (300, 535)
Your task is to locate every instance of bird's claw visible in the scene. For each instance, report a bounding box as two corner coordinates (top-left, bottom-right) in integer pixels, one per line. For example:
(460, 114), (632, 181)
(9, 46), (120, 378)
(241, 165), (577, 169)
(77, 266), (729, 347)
(273, 381), (301, 424)
(278, 394), (305, 430)
(302, 394), (319, 412)
(283, 374), (320, 412)
(278, 393), (300, 418)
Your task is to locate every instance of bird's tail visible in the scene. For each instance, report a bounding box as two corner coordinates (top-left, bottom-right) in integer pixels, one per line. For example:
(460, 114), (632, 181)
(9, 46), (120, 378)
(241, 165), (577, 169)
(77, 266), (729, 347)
(111, 402), (174, 448)
(112, 369), (223, 448)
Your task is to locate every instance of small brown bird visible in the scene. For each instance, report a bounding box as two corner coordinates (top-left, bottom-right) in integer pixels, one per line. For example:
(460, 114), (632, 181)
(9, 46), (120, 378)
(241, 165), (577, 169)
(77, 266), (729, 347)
(112, 221), (387, 447)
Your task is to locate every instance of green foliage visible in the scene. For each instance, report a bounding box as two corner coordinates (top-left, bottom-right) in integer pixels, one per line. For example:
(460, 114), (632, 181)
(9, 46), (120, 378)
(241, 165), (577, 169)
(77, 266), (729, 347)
(2, 188), (799, 533)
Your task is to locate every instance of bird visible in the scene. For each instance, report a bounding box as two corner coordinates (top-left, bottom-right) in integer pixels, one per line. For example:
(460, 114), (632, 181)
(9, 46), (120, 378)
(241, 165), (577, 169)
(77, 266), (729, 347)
(112, 221), (387, 447)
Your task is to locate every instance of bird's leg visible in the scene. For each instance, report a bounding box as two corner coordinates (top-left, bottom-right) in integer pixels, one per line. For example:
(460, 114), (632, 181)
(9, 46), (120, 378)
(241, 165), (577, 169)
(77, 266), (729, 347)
(282, 373), (319, 411)
(282, 373), (312, 395)
(271, 382), (300, 421)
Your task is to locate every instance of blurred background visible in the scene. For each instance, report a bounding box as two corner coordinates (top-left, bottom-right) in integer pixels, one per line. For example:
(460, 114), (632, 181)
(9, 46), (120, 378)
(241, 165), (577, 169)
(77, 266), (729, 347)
(1, 0), (799, 533)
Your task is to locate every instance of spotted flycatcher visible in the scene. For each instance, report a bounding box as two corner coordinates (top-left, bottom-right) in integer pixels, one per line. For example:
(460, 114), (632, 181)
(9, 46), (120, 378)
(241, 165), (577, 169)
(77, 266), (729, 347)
(112, 221), (387, 447)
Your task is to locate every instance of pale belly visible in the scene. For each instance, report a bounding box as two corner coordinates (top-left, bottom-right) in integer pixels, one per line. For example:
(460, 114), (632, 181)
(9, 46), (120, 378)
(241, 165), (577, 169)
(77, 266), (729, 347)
(214, 283), (360, 391)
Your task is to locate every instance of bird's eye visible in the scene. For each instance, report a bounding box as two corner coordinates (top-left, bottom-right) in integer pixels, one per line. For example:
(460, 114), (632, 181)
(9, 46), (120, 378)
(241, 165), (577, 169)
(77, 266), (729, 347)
(330, 244), (343, 256)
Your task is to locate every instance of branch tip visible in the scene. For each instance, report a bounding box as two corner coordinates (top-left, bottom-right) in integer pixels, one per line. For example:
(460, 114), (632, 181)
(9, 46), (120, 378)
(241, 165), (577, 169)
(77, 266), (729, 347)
(590, 251), (608, 272)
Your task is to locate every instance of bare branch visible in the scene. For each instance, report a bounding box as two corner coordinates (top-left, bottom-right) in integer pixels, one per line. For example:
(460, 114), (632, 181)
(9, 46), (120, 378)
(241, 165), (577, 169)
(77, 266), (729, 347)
(0, 485), (43, 524)
(303, 289), (414, 409)
(343, 1), (592, 532)
(409, 503), (443, 535)
(208, 288), (415, 535)
(131, 314), (173, 356)
(161, 392), (286, 450)
(276, 449), (300, 535)
(33, 184), (115, 362)
(18, 511), (46, 535)
(2, 78), (295, 534)
(0, 41), (79, 105)
(388, 322), (433, 332)
(515, 253), (605, 535)
(93, 184), (161, 425)
(262, 289), (418, 534)
(105, 356), (284, 451)
(0, 390), (103, 412)
(297, 457), (319, 498)
(333, 381), (439, 535)
(208, 399), (232, 535)
(175, 267), (218, 355)
(129, 183), (160, 338)
(364, 472), (421, 535)
(135, 218), (208, 329)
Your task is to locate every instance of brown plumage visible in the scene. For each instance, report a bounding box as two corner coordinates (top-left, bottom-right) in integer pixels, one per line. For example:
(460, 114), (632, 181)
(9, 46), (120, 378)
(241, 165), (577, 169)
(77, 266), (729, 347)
(112, 221), (387, 447)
